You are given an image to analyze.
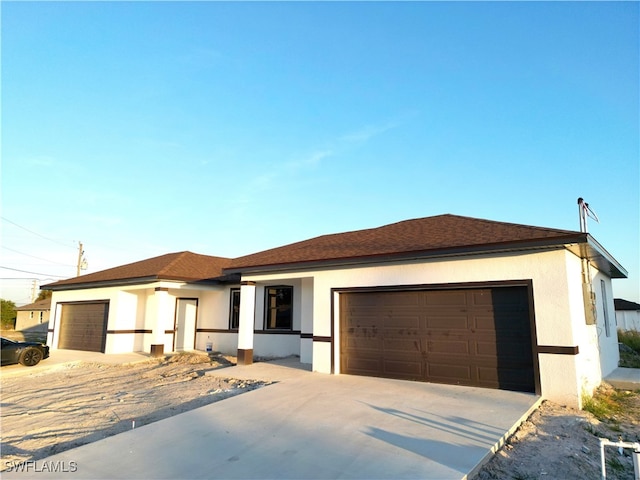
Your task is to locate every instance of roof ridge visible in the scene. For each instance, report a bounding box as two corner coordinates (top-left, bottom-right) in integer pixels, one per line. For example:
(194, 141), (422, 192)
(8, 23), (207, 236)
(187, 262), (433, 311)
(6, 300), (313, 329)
(447, 214), (580, 234)
(157, 251), (193, 276)
(322, 213), (579, 237)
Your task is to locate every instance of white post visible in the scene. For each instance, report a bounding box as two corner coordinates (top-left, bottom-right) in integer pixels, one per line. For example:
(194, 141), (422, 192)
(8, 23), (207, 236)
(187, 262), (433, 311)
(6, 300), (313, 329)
(152, 287), (171, 356)
(237, 282), (256, 365)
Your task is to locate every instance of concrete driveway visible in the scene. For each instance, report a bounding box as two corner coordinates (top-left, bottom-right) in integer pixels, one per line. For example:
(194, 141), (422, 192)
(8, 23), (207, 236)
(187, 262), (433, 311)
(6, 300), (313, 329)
(3, 358), (540, 480)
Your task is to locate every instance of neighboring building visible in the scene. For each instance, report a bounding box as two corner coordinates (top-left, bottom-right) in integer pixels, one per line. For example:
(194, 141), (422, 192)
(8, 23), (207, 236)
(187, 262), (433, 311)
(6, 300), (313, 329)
(44, 214), (627, 408)
(15, 298), (51, 332)
(614, 298), (640, 332)
(44, 252), (236, 356)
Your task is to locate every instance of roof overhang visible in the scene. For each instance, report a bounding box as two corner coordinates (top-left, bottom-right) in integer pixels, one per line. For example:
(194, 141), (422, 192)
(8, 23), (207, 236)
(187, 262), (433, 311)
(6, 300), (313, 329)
(44, 274), (236, 292)
(225, 236), (577, 275)
(226, 234), (628, 279)
(565, 235), (628, 279)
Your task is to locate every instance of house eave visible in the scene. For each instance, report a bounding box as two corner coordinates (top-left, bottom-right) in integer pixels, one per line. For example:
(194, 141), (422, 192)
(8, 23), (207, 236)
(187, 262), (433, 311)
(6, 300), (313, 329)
(565, 235), (628, 279)
(44, 275), (231, 291)
(225, 235), (590, 275)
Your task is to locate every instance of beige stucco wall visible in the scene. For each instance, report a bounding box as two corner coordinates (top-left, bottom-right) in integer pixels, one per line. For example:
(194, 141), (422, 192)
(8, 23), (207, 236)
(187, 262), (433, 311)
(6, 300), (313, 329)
(15, 309), (50, 332)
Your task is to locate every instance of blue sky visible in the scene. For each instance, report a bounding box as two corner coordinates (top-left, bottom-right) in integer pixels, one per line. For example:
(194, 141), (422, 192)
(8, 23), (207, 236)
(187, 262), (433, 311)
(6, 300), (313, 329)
(1, 1), (638, 305)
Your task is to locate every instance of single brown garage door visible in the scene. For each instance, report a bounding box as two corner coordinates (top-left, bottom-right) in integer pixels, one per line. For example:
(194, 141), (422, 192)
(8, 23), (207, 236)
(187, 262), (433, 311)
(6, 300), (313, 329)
(340, 286), (535, 392)
(58, 302), (109, 352)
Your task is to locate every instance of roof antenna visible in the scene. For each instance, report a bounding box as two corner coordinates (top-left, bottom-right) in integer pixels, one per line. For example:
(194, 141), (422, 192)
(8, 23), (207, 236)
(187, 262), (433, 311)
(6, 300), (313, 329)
(577, 198), (599, 233)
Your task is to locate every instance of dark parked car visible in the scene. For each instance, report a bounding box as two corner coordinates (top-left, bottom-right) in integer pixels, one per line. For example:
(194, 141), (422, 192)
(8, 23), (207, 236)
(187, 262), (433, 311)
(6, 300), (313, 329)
(0, 337), (50, 366)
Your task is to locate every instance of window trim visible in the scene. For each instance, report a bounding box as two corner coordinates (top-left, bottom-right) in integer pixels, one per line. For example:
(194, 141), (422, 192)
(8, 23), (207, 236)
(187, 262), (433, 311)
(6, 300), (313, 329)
(229, 288), (241, 330)
(600, 279), (610, 337)
(264, 285), (293, 331)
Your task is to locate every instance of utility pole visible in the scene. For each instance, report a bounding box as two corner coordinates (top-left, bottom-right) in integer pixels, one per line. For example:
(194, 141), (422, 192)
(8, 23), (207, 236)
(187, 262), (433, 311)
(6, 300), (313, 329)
(76, 241), (86, 276)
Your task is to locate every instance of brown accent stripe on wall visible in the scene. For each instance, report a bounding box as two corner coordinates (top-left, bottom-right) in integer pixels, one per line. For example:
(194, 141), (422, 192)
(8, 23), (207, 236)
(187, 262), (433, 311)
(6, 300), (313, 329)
(537, 345), (579, 355)
(313, 336), (332, 343)
(164, 330), (175, 334)
(300, 333), (313, 339)
(155, 287), (169, 292)
(254, 330), (302, 336)
(197, 328), (237, 333)
(106, 329), (153, 335)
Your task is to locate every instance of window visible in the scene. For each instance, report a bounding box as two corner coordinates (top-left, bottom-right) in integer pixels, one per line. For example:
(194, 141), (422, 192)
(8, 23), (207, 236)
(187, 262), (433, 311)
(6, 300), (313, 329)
(29, 311), (34, 319)
(229, 289), (241, 329)
(601, 280), (610, 337)
(265, 286), (293, 330)
(39, 311), (44, 324)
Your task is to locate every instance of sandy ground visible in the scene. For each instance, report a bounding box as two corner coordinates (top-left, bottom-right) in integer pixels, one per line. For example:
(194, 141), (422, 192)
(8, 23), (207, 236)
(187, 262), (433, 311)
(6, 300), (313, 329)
(1, 353), (267, 472)
(476, 385), (640, 480)
(1, 353), (639, 479)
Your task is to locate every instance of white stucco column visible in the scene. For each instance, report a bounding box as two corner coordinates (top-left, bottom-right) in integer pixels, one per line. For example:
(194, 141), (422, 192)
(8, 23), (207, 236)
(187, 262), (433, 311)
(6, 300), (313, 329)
(237, 281), (256, 365)
(152, 287), (171, 356)
(300, 277), (314, 364)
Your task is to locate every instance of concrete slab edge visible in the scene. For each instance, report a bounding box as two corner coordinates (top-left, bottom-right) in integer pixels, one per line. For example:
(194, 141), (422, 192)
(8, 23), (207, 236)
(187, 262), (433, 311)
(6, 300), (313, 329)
(607, 379), (640, 391)
(463, 396), (544, 480)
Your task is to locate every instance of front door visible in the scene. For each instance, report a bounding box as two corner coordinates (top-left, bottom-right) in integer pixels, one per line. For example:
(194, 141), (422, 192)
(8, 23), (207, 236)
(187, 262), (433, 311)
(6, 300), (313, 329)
(174, 298), (197, 351)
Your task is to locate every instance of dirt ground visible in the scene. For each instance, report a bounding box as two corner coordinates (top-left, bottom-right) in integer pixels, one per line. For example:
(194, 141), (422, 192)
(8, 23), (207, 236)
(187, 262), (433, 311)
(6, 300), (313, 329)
(476, 385), (640, 480)
(1, 353), (639, 479)
(0, 353), (268, 472)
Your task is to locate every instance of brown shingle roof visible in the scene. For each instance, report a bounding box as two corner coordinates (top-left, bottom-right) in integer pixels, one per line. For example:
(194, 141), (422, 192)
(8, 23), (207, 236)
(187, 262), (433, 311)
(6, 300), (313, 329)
(614, 298), (640, 311)
(227, 214), (584, 271)
(16, 298), (52, 311)
(45, 251), (233, 289)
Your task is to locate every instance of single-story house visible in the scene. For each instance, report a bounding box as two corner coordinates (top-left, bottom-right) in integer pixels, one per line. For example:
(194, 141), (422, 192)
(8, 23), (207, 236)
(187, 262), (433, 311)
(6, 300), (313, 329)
(44, 214), (627, 408)
(15, 298), (51, 332)
(614, 298), (640, 332)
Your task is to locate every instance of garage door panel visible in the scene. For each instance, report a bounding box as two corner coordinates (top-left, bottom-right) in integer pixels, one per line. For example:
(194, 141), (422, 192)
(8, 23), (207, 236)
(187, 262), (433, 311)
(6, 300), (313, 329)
(382, 315), (420, 329)
(344, 337), (382, 351)
(58, 302), (109, 353)
(478, 366), (500, 383)
(492, 368), (535, 391)
(344, 357), (382, 376)
(474, 315), (500, 331)
(340, 286), (535, 393)
(345, 314), (378, 328)
(424, 315), (468, 329)
(378, 292), (422, 306)
(383, 338), (420, 352)
(426, 291), (468, 305)
(427, 339), (470, 354)
(427, 363), (472, 383)
(384, 360), (422, 378)
(476, 341), (499, 356)
(344, 295), (380, 308)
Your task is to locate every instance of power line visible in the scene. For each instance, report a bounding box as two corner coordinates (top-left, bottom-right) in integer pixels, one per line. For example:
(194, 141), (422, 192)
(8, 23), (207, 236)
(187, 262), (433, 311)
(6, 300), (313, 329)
(0, 216), (76, 249)
(1, 246), (76, 267)
(0, 266), (67, 278)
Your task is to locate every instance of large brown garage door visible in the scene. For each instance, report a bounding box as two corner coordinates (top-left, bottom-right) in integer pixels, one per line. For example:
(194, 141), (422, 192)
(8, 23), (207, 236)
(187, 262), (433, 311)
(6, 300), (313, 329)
(340, 286), (535, 392)
(58, 302), (109, 352)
